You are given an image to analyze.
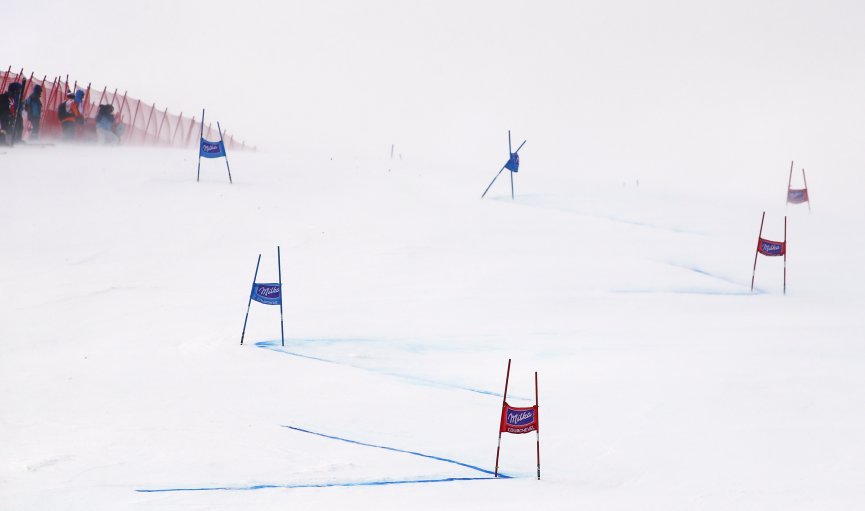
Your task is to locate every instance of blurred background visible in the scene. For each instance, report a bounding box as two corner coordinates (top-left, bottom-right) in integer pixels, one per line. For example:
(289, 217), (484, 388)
(7, 0), (865, 186)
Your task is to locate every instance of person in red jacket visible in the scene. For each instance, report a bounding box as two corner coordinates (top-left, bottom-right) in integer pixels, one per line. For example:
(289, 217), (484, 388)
(58, 91), (81, 141)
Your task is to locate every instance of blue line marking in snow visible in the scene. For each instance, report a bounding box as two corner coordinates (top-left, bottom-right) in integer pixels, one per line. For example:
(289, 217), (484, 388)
(255, 340), (529, 401)
(136, 476), (496, 493)
(513, 194), (709, 236)
(613, 288), (756, 296)
(612, 261), (759, 296)
(134, 426), (509, 493)
(283, 425), (510, 478)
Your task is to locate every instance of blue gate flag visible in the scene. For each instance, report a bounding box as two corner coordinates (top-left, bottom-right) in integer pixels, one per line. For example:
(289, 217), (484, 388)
(251, 283), (282, 305)
(200, 138), (226, 158)
(505, 152), (520, 172)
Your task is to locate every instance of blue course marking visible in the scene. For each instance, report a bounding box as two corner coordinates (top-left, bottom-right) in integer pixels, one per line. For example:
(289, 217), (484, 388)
(612, 261), (757, 296)
(614, 289), (756, 296)
(514, 194), (709, 236)
(135, 426), (509, 493)
(255, 340), (530, 401)
(136, 476), (496, 493)
(283, 425), (510, 478)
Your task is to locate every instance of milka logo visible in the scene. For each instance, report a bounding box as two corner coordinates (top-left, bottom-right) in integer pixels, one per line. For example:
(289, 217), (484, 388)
(257, 285), (280, 297)
(761, 241), (781, 252)
(788, 190), (807, 203)
(507, 409), (534, 425)
(203, 143), (220, 152)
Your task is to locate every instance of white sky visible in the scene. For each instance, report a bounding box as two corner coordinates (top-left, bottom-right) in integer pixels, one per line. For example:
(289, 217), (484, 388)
(7, 0), (865, 178)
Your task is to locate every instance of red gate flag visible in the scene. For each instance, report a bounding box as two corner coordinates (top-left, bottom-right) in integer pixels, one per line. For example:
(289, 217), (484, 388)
(757, 238), (786, 257)
(500, 403), (539, 434)
(750, 212), (788, 295)
(787, 188), (809, 204)
(494, 360), (541, 480)
(786, 161), (811, 211)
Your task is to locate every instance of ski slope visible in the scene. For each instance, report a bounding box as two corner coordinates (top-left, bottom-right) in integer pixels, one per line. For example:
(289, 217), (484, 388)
(1, 144), (864, 510)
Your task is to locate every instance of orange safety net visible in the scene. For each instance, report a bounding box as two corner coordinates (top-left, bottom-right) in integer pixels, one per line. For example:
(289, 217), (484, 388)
(2, 66), (253, 150)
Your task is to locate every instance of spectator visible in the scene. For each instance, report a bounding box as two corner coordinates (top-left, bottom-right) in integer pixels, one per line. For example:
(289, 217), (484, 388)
(24, 84), (43, 140)
(8, 82), (24, 143)
(58, 91), (81, 141)
(0, 82), (22, 145)
(95, 104), (120, 145)
(0, 88), (12, 145)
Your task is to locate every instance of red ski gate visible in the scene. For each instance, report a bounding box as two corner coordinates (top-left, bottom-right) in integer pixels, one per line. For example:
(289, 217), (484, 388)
(786, 161), (811, 212)
(494, 359), (541, 480)
(750, 211), (788, 295)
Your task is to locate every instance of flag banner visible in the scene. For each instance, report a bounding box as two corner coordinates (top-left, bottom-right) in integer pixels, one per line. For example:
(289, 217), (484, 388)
(200, 138), (226, 158)
(787, 188), (809, 204)
(505, 152), (520, 172)
(251, 282), (282, 305)
(758, 238), (786, 256)
(499, 403), (539, 434)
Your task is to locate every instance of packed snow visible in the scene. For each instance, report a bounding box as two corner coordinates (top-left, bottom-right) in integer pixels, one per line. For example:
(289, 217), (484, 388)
(1, 143), (863, 509)
(4, 1), (865, 509)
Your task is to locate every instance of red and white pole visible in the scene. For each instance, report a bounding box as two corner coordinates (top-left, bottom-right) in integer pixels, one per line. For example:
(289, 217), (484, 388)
(494, 359), (511, 478)
(535, 371), (540, 480)
(802, 168), (811, 213)
(751, 211), (765, 293)
(783, 216), (787, 295)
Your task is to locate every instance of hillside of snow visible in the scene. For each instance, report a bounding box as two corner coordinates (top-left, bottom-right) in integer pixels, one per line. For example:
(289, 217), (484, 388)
(6, 1), (865, 508)
(1, 143), (863, 510)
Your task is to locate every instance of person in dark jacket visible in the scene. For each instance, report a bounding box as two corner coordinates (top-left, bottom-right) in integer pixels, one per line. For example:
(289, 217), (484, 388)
(58, 91), (81, 141)
(95, 104), (120, 145)
(0, 92), (11, 145)
(24, 84), (43, 140)
(7, 82), (24, 143)
(0, 82), (22, 145)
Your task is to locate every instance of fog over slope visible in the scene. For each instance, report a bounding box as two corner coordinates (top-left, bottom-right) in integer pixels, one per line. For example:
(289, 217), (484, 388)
(8, 1), (865, 175)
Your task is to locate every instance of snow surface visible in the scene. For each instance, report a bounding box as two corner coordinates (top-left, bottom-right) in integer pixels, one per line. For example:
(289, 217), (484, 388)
(1, 144), (864, 510)
(5, 1), (865, 508)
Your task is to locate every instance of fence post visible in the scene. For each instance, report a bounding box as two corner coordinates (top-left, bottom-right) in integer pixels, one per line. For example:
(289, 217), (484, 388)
(128, 98), (143, 143)
(170, 112), (184, 146)
(142, 103), (157, 144)
(155, 108), (170, 144)
(185, 115), (196, 146)
(83, 83), (92, 117)
(116, 91), (129, 123)
(0, 65), (11, 91)
(95, 86), (108, 111)
(42, 76), (59, 136)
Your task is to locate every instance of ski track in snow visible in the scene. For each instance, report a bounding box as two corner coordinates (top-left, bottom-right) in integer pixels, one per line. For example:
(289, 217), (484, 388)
(612, 261), (757, 296)
(254, 340), (532, 401)
(503, 194), (710, 236)
(135, 425), (507, 493)
(282, 426), (507, 478)
(136, 476), (497, 493)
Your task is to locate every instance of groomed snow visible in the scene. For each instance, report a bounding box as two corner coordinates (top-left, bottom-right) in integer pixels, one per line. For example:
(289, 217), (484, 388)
(1, 144), (864, 509)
